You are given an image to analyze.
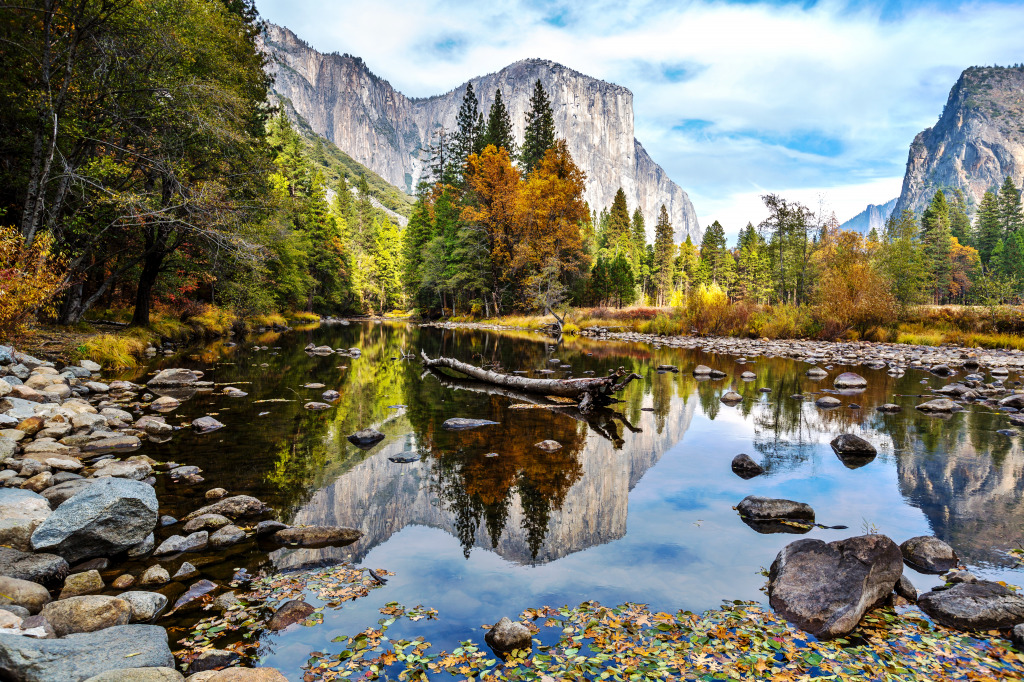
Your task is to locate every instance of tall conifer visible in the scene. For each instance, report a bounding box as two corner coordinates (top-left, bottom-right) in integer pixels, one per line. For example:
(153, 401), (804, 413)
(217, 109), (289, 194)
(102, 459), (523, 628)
(520, 79), (555, 174)
(483, 89), (516, 158)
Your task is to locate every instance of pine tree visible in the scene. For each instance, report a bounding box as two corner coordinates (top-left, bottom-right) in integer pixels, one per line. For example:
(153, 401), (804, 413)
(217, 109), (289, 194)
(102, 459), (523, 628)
(876, 209), (926, 308)
(453, 83), (480, 167)
(997, 231), (1024, 283)
(675, 235), (699, 292)
(697, 220), (734, 289)
(652, 205), (676, 305)
(921, 190), (953, 303)
(948, 190), (973, 246)
(520, 79), (555, 175)
(975, 190), (1002, 265)
(402, 196), (435, 307)
(371, 217), (403, 314)
(735, 223), (770, 303)
(604, 188), (631, 250)
(483, 88), (516, 158)
(998, 176), (1023, 234)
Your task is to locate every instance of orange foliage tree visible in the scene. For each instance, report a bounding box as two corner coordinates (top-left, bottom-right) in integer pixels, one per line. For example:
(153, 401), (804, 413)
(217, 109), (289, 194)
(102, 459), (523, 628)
(0, 226), (67, 339)
(948, 237), (980, 303)
(811, 227), (898, 338)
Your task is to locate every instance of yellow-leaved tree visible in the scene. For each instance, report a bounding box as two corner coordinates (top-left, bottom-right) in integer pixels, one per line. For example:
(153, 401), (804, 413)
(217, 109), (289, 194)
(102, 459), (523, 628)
(0, 227), (67, 339)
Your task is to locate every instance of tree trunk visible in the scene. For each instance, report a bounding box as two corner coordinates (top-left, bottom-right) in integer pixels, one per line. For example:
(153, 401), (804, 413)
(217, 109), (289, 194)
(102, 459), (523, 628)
(420, 350), (640, 412)
(131, 249), (164, 327)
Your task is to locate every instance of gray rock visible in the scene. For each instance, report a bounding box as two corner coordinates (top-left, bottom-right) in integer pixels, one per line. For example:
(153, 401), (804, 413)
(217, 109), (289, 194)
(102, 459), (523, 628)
(182, 513), (230, 533)
(0, 624), (174, 681)
(304, 402), (330, 411)
(191, 416), (224, 434)
(185, 649), (240, 675)
(80, 437), (142, 457)
(78, 360), (102, 373)
(209, 524), (245, 548)
(171, 562), (198, 581)
(830, 434), (877, 468)
(83, 668), (183, 682)
(998, 393), (1024, 409)
(183, 495), (270, 522)
(30, 478), (157, 563)
(484, 617), (533, 654)
(916, 398), (957, 413)
(730, 454), (764, 479)
(0, 575), (51, 614)
(347, 428), (385, 447)
(117, 591), (167, 622)
(0, 547), (68, 585)
(272, 526), (361, 548)
(59, 569), (104, 598)
(40, 595), (132, 636)
(815, 396), (841, 408)
(0, 488), (51, 551)
(153, 531), (208, 556)
(147, 369), (198, 387)
(255, 520), (288, 537)
(918, 581), (1024, 631)
(720, 391), (742, 404)
(877, 403), (902, 413)
(768, 534), (903, 639)
(42, 479), (93, 508)
(895, 575), (918, 602)
(834, 372), (867, 388)
(900, 536), (959, 574)
(126, 533), (154, 558)
(138, 565), (170, 587)
(737, 495), (814, 521)
(266, 599), (315, 630)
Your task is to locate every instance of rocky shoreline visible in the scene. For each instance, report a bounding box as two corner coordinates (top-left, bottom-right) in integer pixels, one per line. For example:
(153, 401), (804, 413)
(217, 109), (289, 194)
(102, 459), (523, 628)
(0, 345), (365, 681)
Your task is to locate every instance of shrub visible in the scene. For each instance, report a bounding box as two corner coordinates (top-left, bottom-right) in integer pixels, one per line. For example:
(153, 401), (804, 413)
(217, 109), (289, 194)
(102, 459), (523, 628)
(0, 226), (67, 340)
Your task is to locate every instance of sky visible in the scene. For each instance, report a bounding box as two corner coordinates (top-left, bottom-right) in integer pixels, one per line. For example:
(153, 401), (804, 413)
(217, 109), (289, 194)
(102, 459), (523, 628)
(255, 0), (1024, 237)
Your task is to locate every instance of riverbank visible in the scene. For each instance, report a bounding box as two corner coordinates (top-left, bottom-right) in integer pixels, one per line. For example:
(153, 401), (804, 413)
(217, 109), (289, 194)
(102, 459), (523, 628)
(449, 304), (1024, 351)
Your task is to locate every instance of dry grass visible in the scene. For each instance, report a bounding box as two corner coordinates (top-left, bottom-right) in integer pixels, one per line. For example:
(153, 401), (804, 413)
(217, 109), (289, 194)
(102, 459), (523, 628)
(76, 332), (150, 370)
(287, 311), (321, 323)
(253, 312), (288, 327)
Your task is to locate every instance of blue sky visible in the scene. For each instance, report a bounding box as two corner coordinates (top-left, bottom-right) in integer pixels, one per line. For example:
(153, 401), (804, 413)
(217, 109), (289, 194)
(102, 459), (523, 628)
(256, 0), (1024, 235)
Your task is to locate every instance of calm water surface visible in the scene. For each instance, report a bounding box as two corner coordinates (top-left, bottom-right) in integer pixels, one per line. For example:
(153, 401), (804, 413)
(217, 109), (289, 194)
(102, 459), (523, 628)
(126, 322), (1024, 679)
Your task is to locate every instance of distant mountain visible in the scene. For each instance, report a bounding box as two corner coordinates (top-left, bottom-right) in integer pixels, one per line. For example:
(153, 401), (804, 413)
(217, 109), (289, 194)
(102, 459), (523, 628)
(839, 198), (897, 234)
(260, 24), (701, 243)
(894, 66), (1024, 218)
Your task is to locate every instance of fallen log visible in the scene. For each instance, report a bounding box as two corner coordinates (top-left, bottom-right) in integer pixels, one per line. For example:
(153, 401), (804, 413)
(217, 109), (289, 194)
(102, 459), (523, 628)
(420, 350), (641, 413)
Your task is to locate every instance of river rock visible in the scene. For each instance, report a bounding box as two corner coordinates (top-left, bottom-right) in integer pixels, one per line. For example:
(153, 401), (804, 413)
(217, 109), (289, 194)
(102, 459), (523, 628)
(720, 391), (742, 404)
(830, 434), (877, 468)
(118, 591), (167, 622)
(304, 402), (330, 411)
(190, 669), (288, 682)
(41, 595), (131, 636)
(899, 536), (959, 573)
(534, 440), (561, 451)
(205, 488), (227, 500)
(0, 575), (50, 614)
(484, 617), (532, 654)
(266, 599), (315, 630)
(322, 390), (340, 402)
(42, 479), (93, 508)
(30, 478), (157, 563)
(0, 624), (173, 681)
(916, 399), (957, 413)
(80, 436), (142, 457)
(186, 650), (241, 675)
(918, 581), (1024, 630)
(737, 495), (814, 521)
(0, 547), (68, 585)
(441, 418), (499, 430)
(183, 514), (230, 533)
(171, 579), (218, 612)
(154, 531), (208, 556)
(834, 372), (867, 388)
(255, 520), (288, 537)
(209, 524), (245, 548)
(138, 565), (170, 587)
(171, 562), (198, 581)
(83, 668), (183, 682)
(150, 396), (180, 411)
(998, 393), (1024, 409)
(768, 534), (903, 639)
(147, 369), (197, 387)
(815, 396), (841, 408)
(92, 458), (151, 480)
(347, 428), (385, 448)
(877, 404), (902, 413)
(183, 495), (270, 522)
(0, 488), (51, 551)
(59, 570), (104, 598)
(272, 526), (361, 548)
(731, 454), (764, 479)
(806, 367), (828, 379)
(191, 417), (224, 433)
(895, 575), (918, 602)
(126, 533), (154, 558)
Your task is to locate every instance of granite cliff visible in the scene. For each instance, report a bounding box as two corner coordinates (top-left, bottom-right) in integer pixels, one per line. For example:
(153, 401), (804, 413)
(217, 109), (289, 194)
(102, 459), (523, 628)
(839, 198), (897, 234)
(261, 24), (701, 243)
(894, 66), (1024, 217)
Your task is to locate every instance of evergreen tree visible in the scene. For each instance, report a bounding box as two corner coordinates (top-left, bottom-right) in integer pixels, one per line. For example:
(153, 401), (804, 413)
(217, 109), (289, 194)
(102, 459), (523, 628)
(921, 190), (953, 303)
(370, 217), (403, 314)
(652, 205), (676, 305)
(402, 196), (436, 308)
(453, 83), (481, 167)
(735, 223), (770, 303)
(675, 235), (699, 292)
(876, 209), (927, 308)
(427, 126), (458, 187)
(603, 188), (631, 250)
(997, 231), (1024, 284)
(520, 79), (556, 175)
(948, 190), (973, 246)
(998, 176), (1023, 234)
(697, 220), (735, 289)
(975, 190), (1002, 265)
(483, 88), (516, 158)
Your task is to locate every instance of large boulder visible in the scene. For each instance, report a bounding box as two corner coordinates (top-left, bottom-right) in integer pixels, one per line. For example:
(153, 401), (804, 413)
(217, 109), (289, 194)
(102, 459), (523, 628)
(117, 591), (168, 623)
(83, 669), (182, 682)
(998, 394), (1024, 409)
(830, 434), (877, 468)
(918, 581), (1024, 630)
(768, 534), (903, 639)
(182, 495), (270, 522)
(30, 478), (158, 563)
(0, 547), (68, 585)
(40, 595), (132, 636)
(737, 496), (814, 521)
(484, 616), (533, 655)
(147, 369), (198, 387)
(191, 670), (288, 682)
(0, 624), (174, 681)
(900, 536), (959, 574)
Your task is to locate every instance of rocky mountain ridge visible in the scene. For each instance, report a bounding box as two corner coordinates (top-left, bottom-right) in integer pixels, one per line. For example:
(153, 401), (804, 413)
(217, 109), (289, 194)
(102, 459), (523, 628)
(839, 198), (897, 234)
(260, 24), (701, 243)
(894, 66), (1024, 217)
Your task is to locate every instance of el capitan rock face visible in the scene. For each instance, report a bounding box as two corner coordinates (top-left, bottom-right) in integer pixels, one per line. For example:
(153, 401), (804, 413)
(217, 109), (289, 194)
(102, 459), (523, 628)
(260, 24), (700, 243)
(894, 66), (1024, 218)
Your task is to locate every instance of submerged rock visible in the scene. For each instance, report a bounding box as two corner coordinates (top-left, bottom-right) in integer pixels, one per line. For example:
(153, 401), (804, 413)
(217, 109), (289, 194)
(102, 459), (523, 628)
(267, 599), (315, 631)
(900, 536), (959, 574)
(768, 534), (903, 639)
(916, 399), (957, 413)
(347, 428), (385, 448)
(442, 418), (500, 430)
(918, 581), (1024, 630)
(191, 416), (224, 434)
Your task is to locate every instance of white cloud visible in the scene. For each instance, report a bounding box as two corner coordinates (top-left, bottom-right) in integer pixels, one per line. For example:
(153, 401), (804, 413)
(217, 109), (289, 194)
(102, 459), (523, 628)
(255, 0), (1024, 225)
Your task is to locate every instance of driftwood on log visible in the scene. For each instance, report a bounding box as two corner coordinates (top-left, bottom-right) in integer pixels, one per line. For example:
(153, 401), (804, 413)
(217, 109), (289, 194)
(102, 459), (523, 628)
(420, 350), (641, 413)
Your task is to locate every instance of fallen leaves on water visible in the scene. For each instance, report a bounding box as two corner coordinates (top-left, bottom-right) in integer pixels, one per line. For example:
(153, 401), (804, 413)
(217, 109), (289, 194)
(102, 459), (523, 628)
(301, 600), (1024, 682)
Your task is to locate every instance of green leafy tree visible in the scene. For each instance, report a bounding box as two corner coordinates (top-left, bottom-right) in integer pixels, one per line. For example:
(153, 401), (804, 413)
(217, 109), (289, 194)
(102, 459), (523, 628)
(760, 194), (813, 305)
(948, 190), (973, 247)
(520, 80), (555, 175)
